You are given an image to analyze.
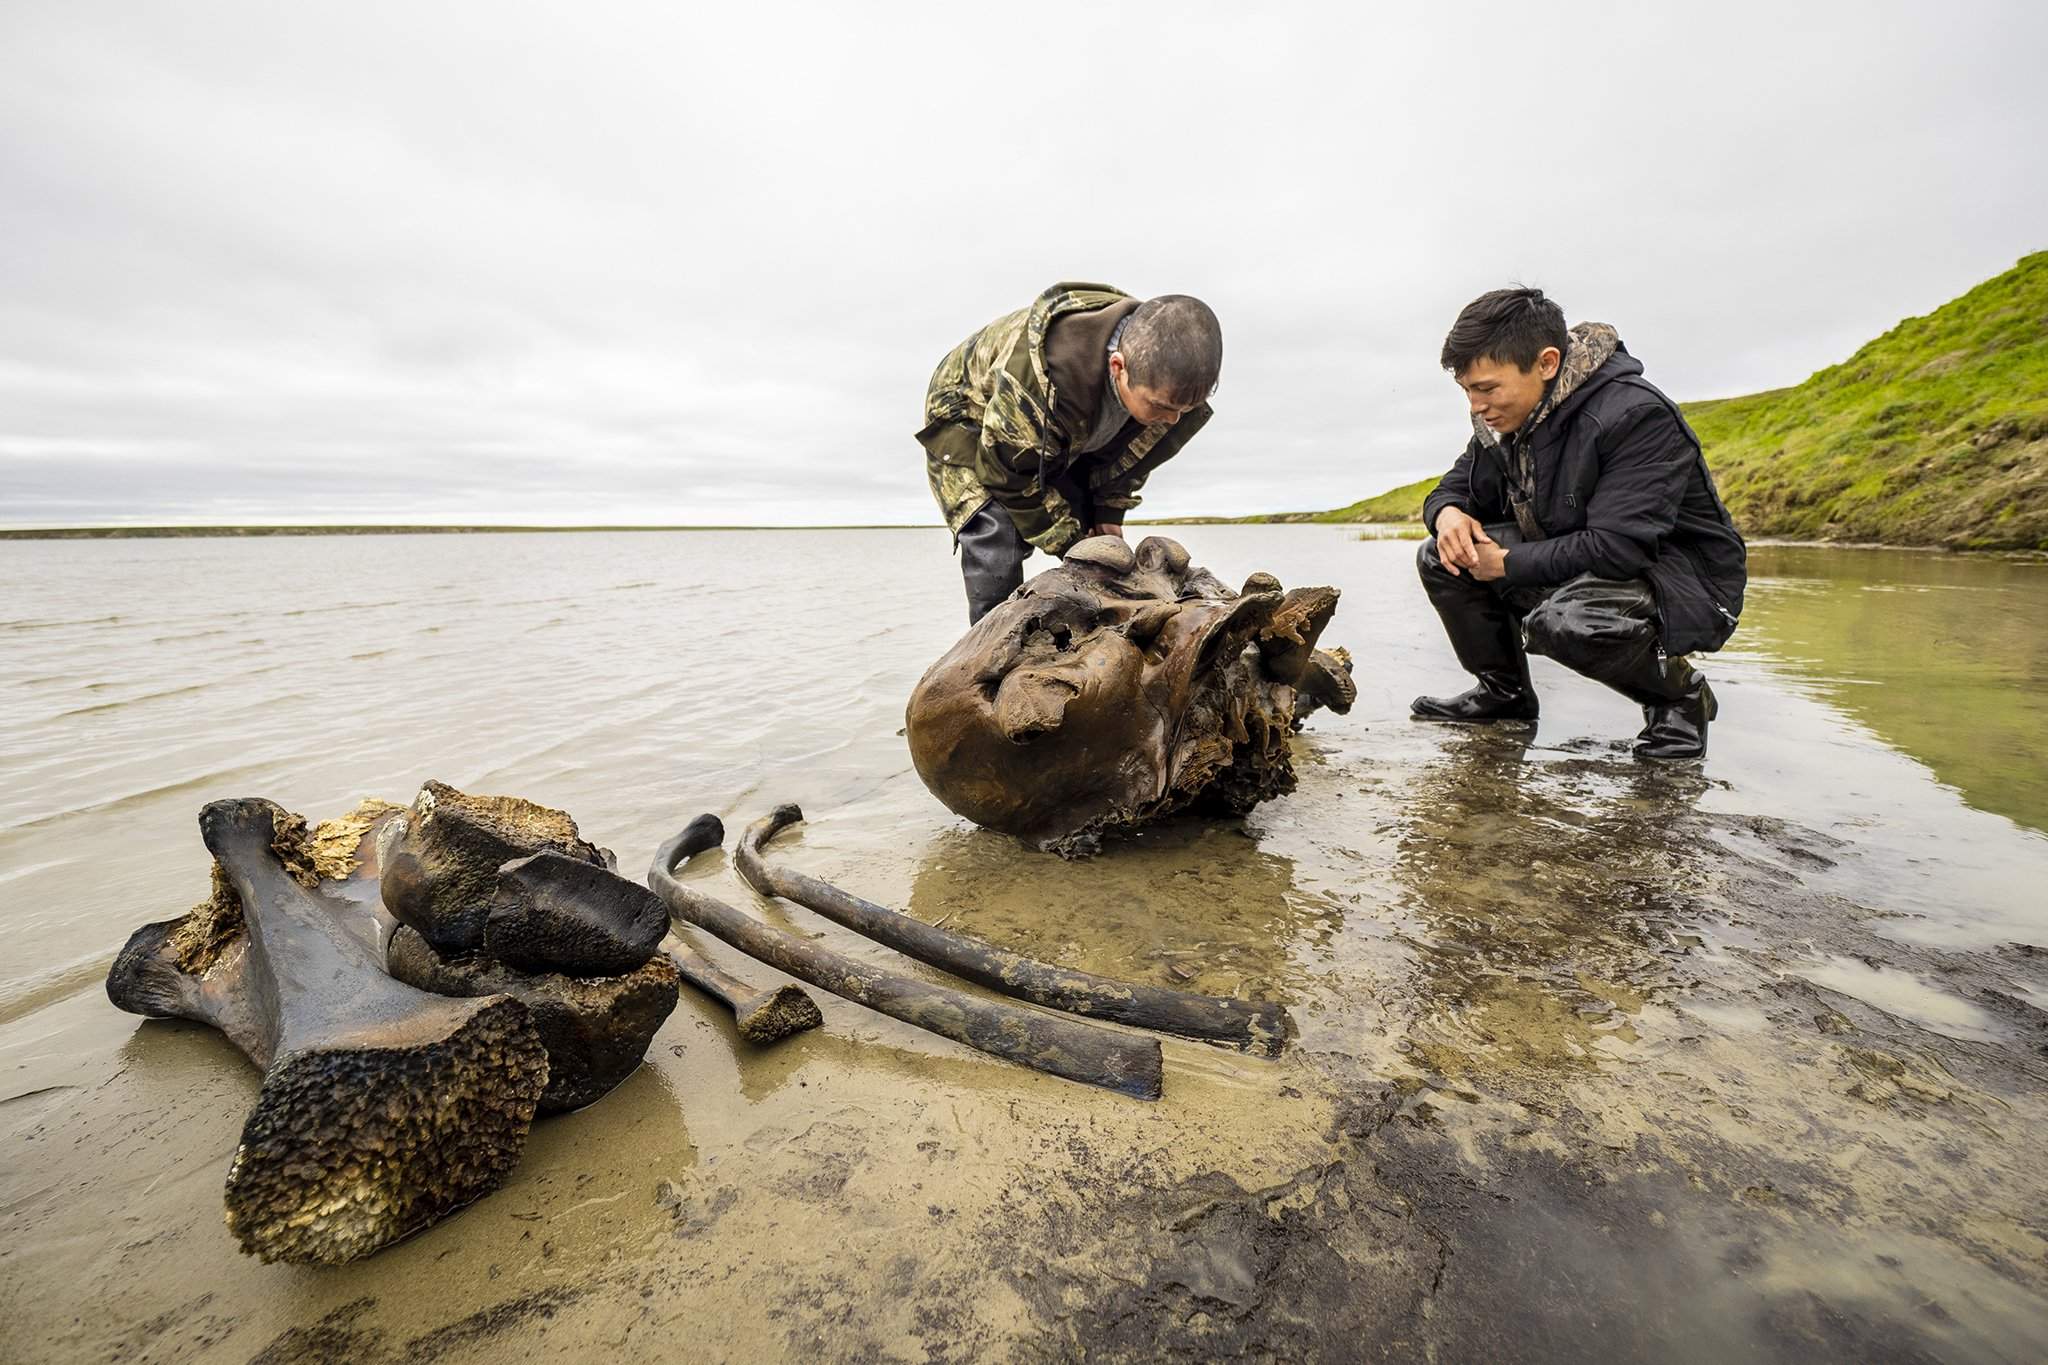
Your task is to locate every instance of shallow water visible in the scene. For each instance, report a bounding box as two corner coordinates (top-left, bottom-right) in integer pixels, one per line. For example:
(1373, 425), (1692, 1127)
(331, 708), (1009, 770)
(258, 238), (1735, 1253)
(3, 527), (2046, 1360)
(3, 528), (2041, 1018)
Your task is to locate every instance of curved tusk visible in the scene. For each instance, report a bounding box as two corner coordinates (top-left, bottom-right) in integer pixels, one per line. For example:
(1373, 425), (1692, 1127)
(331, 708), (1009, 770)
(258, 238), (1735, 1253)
(735, 805), (1293, 1055)
(646, 815), (1163, 1100)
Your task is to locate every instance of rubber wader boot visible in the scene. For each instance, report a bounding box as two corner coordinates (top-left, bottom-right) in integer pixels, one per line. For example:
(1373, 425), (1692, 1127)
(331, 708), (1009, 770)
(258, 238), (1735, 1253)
(1412, 586), (1538, 723)
(1411, 672), (1540, 723)
(1634, 664), (1717, 760)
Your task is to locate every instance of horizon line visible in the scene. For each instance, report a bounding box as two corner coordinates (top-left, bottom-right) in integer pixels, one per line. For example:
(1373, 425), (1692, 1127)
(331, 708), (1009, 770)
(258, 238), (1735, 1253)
(0, 516), (1332, 539)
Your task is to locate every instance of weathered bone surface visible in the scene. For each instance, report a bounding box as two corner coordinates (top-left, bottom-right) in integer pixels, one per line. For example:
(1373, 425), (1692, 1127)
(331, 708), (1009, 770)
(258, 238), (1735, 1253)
(376, 785), (689, 1106)
(649, 815), (1164, 1098)
(660, 932), (825, 1043)
(906, 535), (1355, 855)
(378, 779), (608, 955)
(735, 804), (1294, 1053)
(484, 850), (667, 978)
(387, 925), (679, 1114)
(106, 797), (549, 1265)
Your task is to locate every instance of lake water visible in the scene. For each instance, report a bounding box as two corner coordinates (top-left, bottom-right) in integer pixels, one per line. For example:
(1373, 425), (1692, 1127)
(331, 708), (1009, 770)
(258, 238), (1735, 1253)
(4, 526), (2042, 1019)
(4, 526), (2047, 1360)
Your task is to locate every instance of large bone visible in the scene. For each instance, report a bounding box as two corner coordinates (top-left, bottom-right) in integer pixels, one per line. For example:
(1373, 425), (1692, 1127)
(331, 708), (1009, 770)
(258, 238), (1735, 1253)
(387, 925), (679, 1114)
(647, 815), (1164, 1099)
(734, 805), (1293, 1054)
(106, 797), (549, 1264)
(661, 933), (824, 1043)
(382, 807), (685, 1110)
(378, 780), (608, 955)
(484, 850), (668, 978)
(906, 535), (1353, 855)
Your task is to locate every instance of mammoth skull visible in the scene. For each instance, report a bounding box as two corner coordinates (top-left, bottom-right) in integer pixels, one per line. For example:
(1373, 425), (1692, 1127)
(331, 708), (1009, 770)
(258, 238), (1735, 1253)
(907, 535), (1354, 855)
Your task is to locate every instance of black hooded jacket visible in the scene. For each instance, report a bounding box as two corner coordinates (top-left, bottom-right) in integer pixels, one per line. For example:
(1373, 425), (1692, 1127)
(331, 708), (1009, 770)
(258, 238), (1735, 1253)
(1422, 349), (1748, 656)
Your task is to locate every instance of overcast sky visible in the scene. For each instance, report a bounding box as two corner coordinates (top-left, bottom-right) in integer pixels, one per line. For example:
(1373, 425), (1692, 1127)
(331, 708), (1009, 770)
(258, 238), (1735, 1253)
(2, 1), (2043, 528)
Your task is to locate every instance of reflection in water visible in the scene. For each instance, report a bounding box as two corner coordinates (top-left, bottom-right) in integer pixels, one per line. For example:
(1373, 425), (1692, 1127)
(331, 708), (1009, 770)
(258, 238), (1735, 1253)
(1394, 726), (1714, 1079)
(903, 819), (1337, 1007)
(1735, 545), (2048, 835)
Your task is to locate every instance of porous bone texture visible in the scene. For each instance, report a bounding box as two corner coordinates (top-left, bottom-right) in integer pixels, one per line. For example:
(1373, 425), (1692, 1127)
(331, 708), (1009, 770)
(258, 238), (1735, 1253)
(388, 926), (678, 1115)
(223, 996), (547, 1263)
(105, 797), (551, 1264)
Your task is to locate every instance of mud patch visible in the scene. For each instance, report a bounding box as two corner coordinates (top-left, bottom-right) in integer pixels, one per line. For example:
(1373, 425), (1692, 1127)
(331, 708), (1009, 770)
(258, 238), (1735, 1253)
(248, 1288), (586, 1365)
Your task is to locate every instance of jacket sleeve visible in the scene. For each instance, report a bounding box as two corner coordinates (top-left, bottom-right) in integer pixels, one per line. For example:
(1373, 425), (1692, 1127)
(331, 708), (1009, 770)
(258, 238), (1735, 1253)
(1504, 403), (1693, 586)
(1089, 404), (1214, 525)
(1421, 439), (1481, 534)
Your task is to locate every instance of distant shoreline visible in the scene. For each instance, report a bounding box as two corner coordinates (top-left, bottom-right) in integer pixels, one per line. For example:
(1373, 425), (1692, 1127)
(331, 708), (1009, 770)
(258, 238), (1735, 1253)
(0, 523), (930, 540)
(3, 523), (2038, 557)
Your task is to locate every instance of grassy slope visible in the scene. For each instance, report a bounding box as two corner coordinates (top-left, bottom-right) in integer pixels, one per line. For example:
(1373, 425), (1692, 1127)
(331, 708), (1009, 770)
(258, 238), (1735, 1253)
(1687, 251), (2048, 550)
(1151, 475), (1440, 526)
(1286, 476), (1441, 524)
(1232, 253), (2048, 548)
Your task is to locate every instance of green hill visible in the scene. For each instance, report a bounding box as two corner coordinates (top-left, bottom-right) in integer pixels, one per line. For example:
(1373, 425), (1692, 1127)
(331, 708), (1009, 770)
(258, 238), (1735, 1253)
(1688, 252), (2047, 549)
(1156, 476), (1437, 526)
(1226, 253), (2048, 549)
(1286, 476), (1440, 524)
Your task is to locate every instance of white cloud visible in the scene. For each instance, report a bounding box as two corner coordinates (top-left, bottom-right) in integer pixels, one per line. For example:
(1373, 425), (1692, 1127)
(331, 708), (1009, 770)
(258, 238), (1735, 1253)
(2, 0), (2043, 526)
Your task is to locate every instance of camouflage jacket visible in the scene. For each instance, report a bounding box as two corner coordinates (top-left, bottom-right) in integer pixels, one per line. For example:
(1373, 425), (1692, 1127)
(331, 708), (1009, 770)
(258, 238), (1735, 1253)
(918, 282), (1213, 556)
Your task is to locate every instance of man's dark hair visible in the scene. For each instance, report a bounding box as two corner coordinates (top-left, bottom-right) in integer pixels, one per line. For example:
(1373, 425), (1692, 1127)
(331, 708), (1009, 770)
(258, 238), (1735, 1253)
(1440, 287), (1569, 375)
(1120, 295), (1222, 405)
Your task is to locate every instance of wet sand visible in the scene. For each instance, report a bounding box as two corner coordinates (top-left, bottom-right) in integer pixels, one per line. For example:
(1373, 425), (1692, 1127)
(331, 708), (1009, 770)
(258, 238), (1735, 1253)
(3, 528), (2046, 1361)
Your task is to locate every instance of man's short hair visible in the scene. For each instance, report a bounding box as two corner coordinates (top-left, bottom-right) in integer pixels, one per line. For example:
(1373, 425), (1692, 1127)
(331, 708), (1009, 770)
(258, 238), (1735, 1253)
(1119, 295), (1222, 406)
(1440, 287), (1569, 375)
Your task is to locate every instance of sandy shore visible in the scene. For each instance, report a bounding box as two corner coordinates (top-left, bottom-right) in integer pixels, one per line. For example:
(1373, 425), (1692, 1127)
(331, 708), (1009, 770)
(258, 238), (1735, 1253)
(7, 720), (2048, 1363)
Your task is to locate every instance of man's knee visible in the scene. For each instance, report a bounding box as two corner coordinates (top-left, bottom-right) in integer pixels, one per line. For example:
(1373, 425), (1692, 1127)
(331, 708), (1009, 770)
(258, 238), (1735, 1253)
(1416, 536), (1447, 579)
(1523, 578), (1657, 664)
(1416, 536), (1473, 593)
(1416, 535), (1509, 616)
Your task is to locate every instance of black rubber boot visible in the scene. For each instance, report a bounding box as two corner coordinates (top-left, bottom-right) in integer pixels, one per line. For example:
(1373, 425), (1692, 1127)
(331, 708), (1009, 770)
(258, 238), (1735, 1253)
(958, 506), (1031, 625)
(1413, 538), (1539, 723)
(1411, 674), (1540, 722)
(1635, 675), (1717, 760)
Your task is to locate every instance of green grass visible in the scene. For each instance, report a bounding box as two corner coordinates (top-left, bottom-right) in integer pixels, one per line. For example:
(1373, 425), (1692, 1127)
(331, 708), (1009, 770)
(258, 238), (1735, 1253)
(1224, 252), (2048, 550)
(1294, 476), (1440, 524)
(1155, 475), (1439, 526)
(1684, 251), (2048, 550)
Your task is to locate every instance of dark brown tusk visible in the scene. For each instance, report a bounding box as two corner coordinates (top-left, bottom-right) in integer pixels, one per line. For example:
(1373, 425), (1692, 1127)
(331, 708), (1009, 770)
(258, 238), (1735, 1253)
(647, 815), (1163, 1100)
(660, 932), (822, 1043)
(734, 804), (1293, 1055)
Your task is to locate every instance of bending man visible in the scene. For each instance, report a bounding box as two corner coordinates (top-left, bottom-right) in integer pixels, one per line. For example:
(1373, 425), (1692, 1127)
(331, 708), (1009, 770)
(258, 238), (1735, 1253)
(919, 284), (1221, 623)
(1413, 287), (1747, 759)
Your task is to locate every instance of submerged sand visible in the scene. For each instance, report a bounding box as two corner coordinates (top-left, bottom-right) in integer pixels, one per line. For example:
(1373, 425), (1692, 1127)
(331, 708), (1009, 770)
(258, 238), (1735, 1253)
(7, 721), (2048, 1363)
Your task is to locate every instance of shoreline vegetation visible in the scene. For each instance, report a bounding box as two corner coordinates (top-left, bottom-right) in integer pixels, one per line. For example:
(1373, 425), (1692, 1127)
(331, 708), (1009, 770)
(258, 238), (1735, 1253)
(1188, 252), (2048, 552)
(7, 255), (2040, 550)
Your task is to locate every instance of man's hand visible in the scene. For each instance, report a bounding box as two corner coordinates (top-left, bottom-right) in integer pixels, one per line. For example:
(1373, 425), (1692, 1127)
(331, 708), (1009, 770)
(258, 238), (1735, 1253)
(1086, 523), (1126, 540)
(1432, 506), (1494, 577)
(1471, 541), (1509, 582)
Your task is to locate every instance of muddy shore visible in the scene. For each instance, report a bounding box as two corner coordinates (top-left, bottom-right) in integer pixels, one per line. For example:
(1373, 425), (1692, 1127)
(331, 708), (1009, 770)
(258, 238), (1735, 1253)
(3, 530), (2046, 1361)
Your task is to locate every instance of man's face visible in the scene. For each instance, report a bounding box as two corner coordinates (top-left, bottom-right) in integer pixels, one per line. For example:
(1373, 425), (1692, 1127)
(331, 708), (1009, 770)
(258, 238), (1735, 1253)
(1110, 353), (1203, 427)
(1455, 347), (1561, 435)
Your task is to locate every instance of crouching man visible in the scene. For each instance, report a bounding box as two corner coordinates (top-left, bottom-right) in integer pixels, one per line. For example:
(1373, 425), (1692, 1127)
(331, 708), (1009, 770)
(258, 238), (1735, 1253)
(1413, 288), (1747, 759)
(919, 284), (1221, 623)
